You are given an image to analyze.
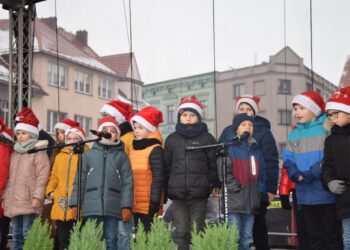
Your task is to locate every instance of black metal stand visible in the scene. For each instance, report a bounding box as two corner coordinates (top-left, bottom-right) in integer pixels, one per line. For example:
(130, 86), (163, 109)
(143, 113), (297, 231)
(186, 141), (234, 223)
(27, 137), (102, 220)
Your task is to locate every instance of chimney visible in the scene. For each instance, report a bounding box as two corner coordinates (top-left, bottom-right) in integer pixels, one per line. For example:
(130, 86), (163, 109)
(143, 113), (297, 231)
(41, 17), (57, 28)
(76, 30), (88, 45)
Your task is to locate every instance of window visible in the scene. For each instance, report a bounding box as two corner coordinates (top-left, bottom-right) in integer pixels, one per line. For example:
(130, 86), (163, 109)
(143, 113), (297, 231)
(306, 82), (313, 91)
(47, 110), (67, 133)
(233, 83), (246, 99)
(48, 62), (67, 88)
(316, 88), (321, 94)
(279, 110), (292, 126)
(75, 70), (91, 94)
(278, 79), (291, 95)
(74, 115), (92, 137)
(167, 105), (175, 124)
(200, 100), (208, 119)
(98, 78), (113, 99)
(254, 81), (265, 96)
(0, 99), (9, 124)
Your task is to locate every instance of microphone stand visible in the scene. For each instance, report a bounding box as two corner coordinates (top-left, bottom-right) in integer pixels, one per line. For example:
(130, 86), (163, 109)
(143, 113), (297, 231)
(186, 141), (235, 223)
(28, 137), (102, 220)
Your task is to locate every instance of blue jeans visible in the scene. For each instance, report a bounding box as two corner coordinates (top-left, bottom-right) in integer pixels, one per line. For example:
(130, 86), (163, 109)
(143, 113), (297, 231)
(118, 220), (132, 250)
(11, 214), (36, 250)
(228, 213), (254, 250)
(84, 216), (119, 250)
(343, 218), (350, 250)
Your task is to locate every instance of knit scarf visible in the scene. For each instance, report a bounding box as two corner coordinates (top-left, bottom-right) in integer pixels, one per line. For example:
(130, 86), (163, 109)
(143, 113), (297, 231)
(175, 122), (208, 139)
(14, 139), (38, 153)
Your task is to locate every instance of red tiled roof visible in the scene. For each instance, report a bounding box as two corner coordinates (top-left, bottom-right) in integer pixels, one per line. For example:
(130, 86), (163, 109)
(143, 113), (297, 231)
(99, 53), (133, 77)
(340, 56), (350, 87)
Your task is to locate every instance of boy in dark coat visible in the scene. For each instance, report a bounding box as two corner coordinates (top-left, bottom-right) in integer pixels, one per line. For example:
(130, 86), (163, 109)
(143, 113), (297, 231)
(323, 86), (350, 249)
(164, 95), (218, 250)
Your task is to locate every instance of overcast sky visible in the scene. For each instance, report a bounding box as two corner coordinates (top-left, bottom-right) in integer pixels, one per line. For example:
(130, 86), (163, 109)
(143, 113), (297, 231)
(0, 0), (349, 85)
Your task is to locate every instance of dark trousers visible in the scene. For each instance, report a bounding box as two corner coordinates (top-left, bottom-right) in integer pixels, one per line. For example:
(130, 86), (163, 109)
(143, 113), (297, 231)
(134, 213), (154, 233)
(0, 216), (10, 250)
(55, 220), (75, 250)
(292, 191), (310, 250)
(172, 199), (207, 250)
(302, 204), (343, 250)
(253, 201), (269, 250)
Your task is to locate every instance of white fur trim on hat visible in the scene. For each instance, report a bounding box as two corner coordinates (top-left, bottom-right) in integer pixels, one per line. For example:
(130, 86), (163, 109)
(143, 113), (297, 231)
(177, 103), (203, 116)
(100, 104), (126, 124)
(14, 123), (39, 135)
(1, 131), (13, 141)
(130, 115), (156, 133)
(236, 97), (259, 114)
(97, 122), (121, 134)
(326, 102), (350, 114)
(292, 94), (322, 116)
(54, 122), (71, 132)
(65, 128), (86, 141)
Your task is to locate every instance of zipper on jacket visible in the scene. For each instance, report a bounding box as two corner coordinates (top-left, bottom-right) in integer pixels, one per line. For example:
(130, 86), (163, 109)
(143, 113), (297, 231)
(101, 147), (107, 216)
(64, 152), (73, 221)
(247, 144), (252, 214)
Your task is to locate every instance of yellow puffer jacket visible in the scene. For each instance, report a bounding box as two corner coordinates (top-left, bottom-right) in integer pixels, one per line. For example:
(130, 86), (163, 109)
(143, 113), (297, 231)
(45, 146), (89, 221)
(120, 131), (134, 155)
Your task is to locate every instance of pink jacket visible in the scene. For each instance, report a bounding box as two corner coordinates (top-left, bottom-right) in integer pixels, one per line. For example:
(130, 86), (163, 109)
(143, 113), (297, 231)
(2, 150), (50, 218)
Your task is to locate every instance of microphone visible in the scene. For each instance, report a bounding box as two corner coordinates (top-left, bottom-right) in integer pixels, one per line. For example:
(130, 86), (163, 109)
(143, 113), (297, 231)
(90, 130), (112, 139)
(237, 131), (250, 142)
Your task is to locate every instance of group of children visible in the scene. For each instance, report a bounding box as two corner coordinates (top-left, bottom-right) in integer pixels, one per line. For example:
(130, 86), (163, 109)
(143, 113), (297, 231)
(1, 85), (350, 250)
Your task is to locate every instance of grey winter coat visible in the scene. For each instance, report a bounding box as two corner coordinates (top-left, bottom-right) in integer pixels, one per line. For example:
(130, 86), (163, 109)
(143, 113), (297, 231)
(70, 141), (134, 219)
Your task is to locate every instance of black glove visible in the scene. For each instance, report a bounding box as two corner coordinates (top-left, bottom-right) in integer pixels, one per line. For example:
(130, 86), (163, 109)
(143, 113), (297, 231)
(148, 201), (160, 215)
(280, 195), (291, 209)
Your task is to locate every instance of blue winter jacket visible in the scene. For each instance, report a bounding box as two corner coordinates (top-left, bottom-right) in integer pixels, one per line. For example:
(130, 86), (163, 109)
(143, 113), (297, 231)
(282, 113), (334, 205)
(219, 115), (279, 201)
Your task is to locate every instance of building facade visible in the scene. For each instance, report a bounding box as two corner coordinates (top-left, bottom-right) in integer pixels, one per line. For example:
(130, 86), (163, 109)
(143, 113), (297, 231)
(143, 72), (217, 138)
(216, 46), (337, 153)
(0, 17), (144, 137)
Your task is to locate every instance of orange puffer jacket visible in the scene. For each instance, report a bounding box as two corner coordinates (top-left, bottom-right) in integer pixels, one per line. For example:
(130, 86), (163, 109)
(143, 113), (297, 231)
(129, 131), (164, 215)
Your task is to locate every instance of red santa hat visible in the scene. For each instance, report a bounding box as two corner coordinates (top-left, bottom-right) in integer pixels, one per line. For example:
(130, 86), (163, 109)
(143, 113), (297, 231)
(0, 116), (13, 141)
(54, 118), (80, 132)
(177, 95), (204, 118)
(65, 126), (86, 141)
(97, 116), (120, 134)
(292, 91), (325, 116)
(130, 106), (163, 133)
(14, 107), (40, 136)
(326, 87), (350, 114)
(100, 101), (134, 124)
(235, 95), (260, 114)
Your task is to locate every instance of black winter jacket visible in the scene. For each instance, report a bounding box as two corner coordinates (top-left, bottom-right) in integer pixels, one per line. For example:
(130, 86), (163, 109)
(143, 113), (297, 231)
(164, 129), (218, 201)
(322, 123), (350, 219)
